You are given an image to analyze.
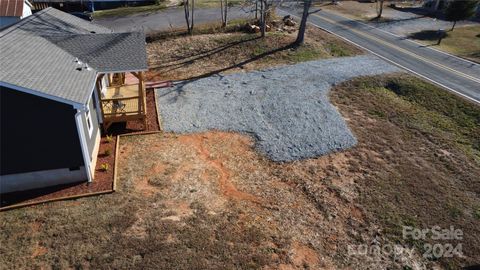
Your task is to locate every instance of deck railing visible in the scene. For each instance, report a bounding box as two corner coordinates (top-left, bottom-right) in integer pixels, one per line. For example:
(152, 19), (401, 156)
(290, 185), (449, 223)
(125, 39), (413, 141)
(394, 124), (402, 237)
(101, 96), (144, 118)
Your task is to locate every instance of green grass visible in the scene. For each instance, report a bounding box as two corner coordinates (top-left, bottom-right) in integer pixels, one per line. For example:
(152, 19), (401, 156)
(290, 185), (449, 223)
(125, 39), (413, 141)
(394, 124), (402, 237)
(409, 25), (480, 63)
(383, 76), (480, 162)
(93, 3), (167, 19)
(285, 45), (328, 63)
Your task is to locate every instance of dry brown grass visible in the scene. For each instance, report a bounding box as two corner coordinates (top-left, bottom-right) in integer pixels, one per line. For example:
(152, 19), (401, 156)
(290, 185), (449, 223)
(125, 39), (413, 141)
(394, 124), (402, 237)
(1, 74), (479, 269)
(146, 26), (363, 81)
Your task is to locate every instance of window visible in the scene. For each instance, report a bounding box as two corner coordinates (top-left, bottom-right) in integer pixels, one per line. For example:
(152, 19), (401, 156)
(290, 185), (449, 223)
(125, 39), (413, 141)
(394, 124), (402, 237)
(86, 108), (93, 137)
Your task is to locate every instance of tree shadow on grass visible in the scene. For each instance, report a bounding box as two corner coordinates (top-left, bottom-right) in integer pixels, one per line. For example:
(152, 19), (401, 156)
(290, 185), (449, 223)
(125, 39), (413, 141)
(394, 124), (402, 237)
(150, 35), (261, 71)
(408, 29), (447, 41)
(407, 29), (447, 47)
(158, 42), (297, 101)
(151, 36), (263, 76)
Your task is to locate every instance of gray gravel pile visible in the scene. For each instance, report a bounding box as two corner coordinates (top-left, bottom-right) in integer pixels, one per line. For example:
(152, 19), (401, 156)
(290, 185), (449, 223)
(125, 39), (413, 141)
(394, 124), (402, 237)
(156, 55), (400, 161)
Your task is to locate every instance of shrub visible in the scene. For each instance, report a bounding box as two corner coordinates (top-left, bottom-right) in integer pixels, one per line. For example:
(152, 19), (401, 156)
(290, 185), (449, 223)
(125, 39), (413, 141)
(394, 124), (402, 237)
(106, 135), (114, 143)
(100, 163), (109, 172)
(104, 149), (111, 156)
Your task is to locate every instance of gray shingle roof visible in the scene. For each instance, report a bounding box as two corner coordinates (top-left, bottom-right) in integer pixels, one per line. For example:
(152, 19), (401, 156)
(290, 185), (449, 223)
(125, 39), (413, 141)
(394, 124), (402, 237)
(0, 7), (147, 105)
(47, 32), (148, 73)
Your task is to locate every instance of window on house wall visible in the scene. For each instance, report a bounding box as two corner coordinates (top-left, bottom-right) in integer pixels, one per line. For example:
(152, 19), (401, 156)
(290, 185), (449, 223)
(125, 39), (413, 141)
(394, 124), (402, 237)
(86, 108), (93, 137)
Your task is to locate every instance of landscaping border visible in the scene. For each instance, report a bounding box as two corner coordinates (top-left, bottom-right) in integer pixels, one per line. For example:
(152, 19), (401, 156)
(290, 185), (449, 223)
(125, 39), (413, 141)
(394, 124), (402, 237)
(0, 89), (162, 212)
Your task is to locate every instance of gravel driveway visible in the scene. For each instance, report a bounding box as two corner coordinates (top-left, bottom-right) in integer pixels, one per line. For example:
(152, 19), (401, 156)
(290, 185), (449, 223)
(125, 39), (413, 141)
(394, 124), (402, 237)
(156, 55), (400, 161)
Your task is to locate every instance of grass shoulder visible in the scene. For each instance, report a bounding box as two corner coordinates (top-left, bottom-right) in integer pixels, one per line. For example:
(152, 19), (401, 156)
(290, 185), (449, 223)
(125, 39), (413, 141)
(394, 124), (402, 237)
(331, 74), (480, 268)
(408, 25), (480, 63)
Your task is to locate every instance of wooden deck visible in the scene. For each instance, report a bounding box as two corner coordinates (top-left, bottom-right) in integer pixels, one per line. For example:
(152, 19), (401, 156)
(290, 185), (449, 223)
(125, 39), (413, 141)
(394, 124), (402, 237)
(104, 84), (139, 99)
(101, 84), (145, 120)
(97, 72), (147, 130)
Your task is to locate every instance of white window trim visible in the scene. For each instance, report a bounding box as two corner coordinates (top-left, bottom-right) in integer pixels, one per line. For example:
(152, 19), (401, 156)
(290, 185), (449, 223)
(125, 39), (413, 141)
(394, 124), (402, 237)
(85, 108), (93, 137)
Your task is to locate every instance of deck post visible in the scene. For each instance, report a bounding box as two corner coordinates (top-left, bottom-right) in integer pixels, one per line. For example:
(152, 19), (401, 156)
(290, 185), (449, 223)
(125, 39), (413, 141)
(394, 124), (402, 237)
(140, 72), (147, 128)
(96, 74), (108, 132)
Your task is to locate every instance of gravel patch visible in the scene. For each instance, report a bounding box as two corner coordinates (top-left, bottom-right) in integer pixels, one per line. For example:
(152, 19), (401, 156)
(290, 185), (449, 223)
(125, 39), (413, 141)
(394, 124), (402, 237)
(156, 55), (400, 161)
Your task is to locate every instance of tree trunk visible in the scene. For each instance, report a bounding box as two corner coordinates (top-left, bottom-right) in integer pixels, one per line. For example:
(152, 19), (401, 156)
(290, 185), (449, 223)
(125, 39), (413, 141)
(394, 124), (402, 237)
(451, 20), (457, 31)
(295, 0), (312, 45)
(221, 0), (224, 26)
(260, 0), (266, 37)
(191, 0), (194, 34)
(376, 0), (384, 19)
(184, 0), (191, 34)
(220, 0), (228, 27)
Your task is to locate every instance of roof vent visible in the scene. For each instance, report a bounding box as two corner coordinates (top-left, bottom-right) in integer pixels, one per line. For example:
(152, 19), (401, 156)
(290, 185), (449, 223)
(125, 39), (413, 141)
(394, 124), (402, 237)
(75, 57), (83, 65)
(84, 64), (92, 71)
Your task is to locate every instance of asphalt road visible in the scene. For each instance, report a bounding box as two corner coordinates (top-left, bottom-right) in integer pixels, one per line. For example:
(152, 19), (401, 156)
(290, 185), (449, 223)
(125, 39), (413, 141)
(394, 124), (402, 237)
(94, 6), (254, 33)
(279, 5), (480, 104)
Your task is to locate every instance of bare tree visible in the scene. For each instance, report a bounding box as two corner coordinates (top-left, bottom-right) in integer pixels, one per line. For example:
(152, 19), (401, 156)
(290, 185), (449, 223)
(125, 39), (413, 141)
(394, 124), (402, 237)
(295, 0), (312, 45)
(184, 0), (195, 34)
(260, 0), (266, 37)
(220, 0), (228, 27)
(375, 0), (384, 19)
(445, 0), (479, 31)
(244, 0), (282, 37)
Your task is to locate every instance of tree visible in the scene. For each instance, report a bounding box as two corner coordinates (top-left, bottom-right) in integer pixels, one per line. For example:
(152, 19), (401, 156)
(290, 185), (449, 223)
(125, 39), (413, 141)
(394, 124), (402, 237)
(220, 0), (228, 27)
(260, 0), (267, 37)
(295, 0), (312, 45)
(445, 0), (479, 31)
(375, 0), (385, 19)
(184, 0), (195, 34)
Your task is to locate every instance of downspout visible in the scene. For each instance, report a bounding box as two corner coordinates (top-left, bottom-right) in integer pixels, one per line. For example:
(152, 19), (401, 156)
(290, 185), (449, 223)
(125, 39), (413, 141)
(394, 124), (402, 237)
(74, 108), (93, 183)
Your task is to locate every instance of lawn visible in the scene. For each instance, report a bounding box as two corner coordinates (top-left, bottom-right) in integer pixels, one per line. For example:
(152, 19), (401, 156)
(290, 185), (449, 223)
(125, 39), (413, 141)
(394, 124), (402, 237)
(1, 19), (479, 269)
(409, 25), (480, 63)
(146, 26), (363, 81)
(92, 3), (167, 19)
(1, 74), (478, 269)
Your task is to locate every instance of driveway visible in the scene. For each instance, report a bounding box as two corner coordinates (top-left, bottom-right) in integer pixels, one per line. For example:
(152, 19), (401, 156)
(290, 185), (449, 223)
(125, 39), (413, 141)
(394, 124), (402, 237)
(94, 6), (254, 34)
(156, 55), (400, 161)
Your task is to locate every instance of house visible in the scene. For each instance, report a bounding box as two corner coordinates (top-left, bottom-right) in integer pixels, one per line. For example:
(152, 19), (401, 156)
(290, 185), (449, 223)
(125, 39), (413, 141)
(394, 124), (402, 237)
(0, 0), (33, 28)
(0, 7), (148, 194)
(32, 0), (155, 12)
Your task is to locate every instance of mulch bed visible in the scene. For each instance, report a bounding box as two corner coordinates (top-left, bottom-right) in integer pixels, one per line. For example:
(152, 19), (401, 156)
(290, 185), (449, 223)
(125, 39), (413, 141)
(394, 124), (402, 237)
(0, 89), (160, 210)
